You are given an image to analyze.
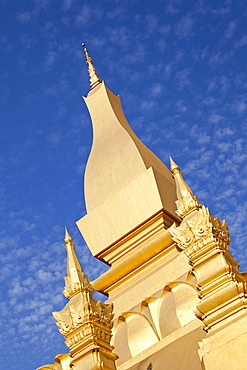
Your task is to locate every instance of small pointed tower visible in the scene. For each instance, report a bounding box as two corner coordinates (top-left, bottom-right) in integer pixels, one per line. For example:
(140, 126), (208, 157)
(52, 229), (117, 370)
(169, 157), (201, 218)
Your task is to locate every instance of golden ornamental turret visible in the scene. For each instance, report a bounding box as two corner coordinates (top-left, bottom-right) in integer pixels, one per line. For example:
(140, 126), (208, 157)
(168, 160), (247, 332)
(52, 230), (117, 370)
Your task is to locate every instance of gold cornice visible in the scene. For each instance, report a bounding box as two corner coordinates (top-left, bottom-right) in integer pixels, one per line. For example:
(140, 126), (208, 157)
(96, 208), (180, 264)
(92, 225), (174, 293)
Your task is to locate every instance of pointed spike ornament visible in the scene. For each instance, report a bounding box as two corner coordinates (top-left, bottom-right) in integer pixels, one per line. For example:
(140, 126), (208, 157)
(63, 228), (93, 299)
(82, 43), (102, 89)
(64, 227), (72, 244)
(169, 157), (201, 218)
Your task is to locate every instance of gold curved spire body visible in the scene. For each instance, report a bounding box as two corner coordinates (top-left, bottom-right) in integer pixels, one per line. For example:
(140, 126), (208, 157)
(82, 43), (102, 89)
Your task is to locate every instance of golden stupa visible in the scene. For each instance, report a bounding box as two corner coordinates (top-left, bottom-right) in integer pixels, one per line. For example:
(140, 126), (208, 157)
(37, 45), (247, 370)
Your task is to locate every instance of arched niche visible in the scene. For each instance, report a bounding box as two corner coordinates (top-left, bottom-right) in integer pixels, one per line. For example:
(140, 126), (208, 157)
(158, 285), (181, 338)
(171, 282), (199, 326)
(158, 282), (199, 338)
(112, 312), (159, 362)
(124, 312), (159, 357)
(141, 297), (161, 339)
(112, 317), (132, 365)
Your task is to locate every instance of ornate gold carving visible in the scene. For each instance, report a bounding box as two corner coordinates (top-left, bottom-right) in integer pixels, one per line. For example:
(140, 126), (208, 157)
(169, 205), (230, 256)
(63, 274), (93, 300)
(53, 296), (113, 335)
(53, 305), (72, 335)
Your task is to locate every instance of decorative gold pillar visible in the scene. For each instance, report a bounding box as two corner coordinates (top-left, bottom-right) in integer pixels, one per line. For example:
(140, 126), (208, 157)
(169, 159), (247, 330)
(52, 229), (118, 370)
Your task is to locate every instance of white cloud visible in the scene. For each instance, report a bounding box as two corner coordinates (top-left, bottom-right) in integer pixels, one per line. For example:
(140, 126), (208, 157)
(222, 21), (236, 42)
(107, 6), (126, 19)
(166, 2), (179, 14)
(159, 24), (171, 36)
(107, 26), (131, 48)
(151, 83), (163, 97)
(16, 11), (31, 24)
(235, 34), (247, 49)
(141, 100), (155, 110)
(208, 113), (223, 124)
(197, 133), (211, 145)
(209, 52), (229, 66)
(175, 68), (191, 90)
(175, 100), (187, 112)
(145, 14), (158, 34)
(236, 101), (246, 113)
(40, 21), (59, 38)
(174, 15), (195, 39)
(44, 50), (57, 68)
(75, 4), (102, 28)
(62, 0), (74, 12)
(211, 1), (231, 15)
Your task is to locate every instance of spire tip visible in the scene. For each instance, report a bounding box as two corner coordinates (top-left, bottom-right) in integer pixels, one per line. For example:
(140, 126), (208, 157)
(64, 227), (72, 244)
(169, 157), (180, 172)
(82, 44), (102, 90)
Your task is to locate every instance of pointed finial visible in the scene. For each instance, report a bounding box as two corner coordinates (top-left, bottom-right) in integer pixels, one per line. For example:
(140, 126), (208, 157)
(82, 43), (102, 89)
(169, 156), (180, 173)
(170, 157), (201, 218)
(63, 229), (93, 299)
(64, 227), (72, 245)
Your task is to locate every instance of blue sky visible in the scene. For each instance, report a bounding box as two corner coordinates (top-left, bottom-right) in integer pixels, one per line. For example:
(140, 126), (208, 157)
(0, 0), (247, 369)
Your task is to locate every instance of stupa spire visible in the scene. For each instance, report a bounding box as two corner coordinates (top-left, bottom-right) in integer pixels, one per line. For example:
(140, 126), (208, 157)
(169, 157), (201, 218)
(82, 43), (102, 89)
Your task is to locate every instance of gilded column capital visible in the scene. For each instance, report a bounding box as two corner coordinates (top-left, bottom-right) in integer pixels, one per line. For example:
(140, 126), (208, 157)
(169, 205), (230, 258)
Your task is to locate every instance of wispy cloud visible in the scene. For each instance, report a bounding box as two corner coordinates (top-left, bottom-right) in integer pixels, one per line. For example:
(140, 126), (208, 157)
(211, 1), (231, 15)
(175, 68), (192, 90)
(62, 0), (74, 12)
(44, 50), (57, 69)
(145, 14), (158, 35)
(174, 15), (195, 39)
(235, 34), (247, 49)
(75, 4), (102, 28)
(221, 21), (236, 42)
(16, 11), (32, 25)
